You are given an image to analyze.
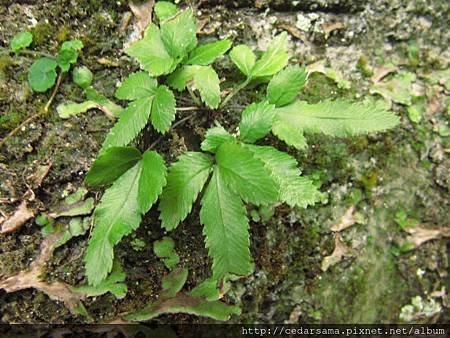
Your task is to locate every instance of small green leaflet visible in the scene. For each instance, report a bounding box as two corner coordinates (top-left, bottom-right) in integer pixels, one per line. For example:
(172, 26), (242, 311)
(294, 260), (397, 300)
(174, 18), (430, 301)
(194, 66), (221, 108)
(154, 1), (178, 21)
(251, 32), (289, 78)
(85, 87), (123, 118)
(28, 58), (57, 92)
(245, 145), (320, 208)
(125, 24), (175, 76)
(229, 44), (255, 77)
(159, 152), (213, 231)
(200, 166), (253, 279)
(201, 125), (235, 153)
(72, 66), (93, 89)
(57, 101), (98, 119)
(187, 39), (232, 66)
(153, 236), (180, 270)
(273, 100), (400, 150)
(10, 31), (33, 52)
(215, 141), (278, 205)
(57, 39), (84, 72)
(160, 8), (197, 59)
(85, 151), (167, 286)
(72, 261), (127, 299)
(124, 267), (240, 321)
(266, 65), (307, 107)
(239, 102), (276, 143)
(101, 96), (153, 151)
(115, 71), (157, 100)
(151, 85), (176, 133)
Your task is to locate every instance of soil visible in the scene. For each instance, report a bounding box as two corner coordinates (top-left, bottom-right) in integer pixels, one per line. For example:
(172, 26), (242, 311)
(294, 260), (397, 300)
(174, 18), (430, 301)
(0, 0), (449, 325)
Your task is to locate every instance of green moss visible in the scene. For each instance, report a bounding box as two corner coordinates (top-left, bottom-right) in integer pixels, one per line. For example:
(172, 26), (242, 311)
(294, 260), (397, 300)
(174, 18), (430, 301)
(30, 22), (53, 46)
(0, 112), (22, 130)
(57, 25), (71, 43)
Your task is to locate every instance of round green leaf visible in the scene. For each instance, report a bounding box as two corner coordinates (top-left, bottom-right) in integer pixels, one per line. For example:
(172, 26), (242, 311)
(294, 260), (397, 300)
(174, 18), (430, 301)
(72, 66), (93, 89)
(28, 58), (58, 92)
(11, 31), (33, 52)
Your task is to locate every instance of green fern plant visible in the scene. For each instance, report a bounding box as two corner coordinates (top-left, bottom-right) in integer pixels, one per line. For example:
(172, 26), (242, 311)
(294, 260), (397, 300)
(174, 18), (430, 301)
(82, 1), (399, 319)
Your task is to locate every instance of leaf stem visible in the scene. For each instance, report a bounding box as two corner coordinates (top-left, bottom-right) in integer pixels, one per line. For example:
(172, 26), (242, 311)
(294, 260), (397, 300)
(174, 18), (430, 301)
(219, 77), (251, 109)
(187, 86), (202, 106)
(148, 112), (196, 150)
(0, 72), (63, 149)
(0, 47), (55, 59)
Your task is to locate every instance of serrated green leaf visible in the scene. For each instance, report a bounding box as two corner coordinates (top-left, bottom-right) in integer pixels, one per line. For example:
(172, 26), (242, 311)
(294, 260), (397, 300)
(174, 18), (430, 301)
(251, 32), (289, 78)
(154, 1), (178, 21)
(86, 146), (142, 187)
(57, 101), (98, 119)
(201, 125), (235, 153)
(245, 145), (320, 208)
(57, 48), (78, 72)
(61, 39), (84, 51)
(194, 66), (221, 108)
(239, 102), (276, 143)
(101, 96), (153, 152)
(272, 121), (308, 150)
(274, 99), (400, 139)
(115, 71), (157, 101)
(200, 166), (253, 279)
(229, 44), (255, 77)
(187, 39), (232, 65)
(160, 8), (197, 59)
(159, 152), (213, 231)
(267, 65), (307, 107)
(161, 267), (189, 297)
(216, 141), (278, 205)
(73, 261), (127, 299)
(54, 198), (95, 217)
(166, 65), (199, 91)
(11, 31), (33, 52)
(85, 163), (142, 286)
(150, 85), (176, 133)
(138, 150), (167, 214)
(28, 58), (58, 92)
(125, 24), (175, 76)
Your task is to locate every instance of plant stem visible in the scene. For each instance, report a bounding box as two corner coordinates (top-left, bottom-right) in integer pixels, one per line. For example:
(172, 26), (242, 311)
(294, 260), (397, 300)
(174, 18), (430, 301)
(219, 77), (251, 109)
(149, 112), (196, 150)
(187, 86), (202, 106)
(0, 47), (55, 59)
(0, 73), (63, 149)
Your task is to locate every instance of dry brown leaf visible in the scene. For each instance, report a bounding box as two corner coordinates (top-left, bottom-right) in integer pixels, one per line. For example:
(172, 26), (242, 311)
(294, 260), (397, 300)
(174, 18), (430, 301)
(322, 22), (345, 38)
(0, 232), (85, 313)
(27, 163), (52, 188)
(0, 201), (34, 235)
(278, 23), (310, 45)
(321, 234), (351, 272)
(330, 205), (356, 232)
(129, 0), (154, 37)
(405, 226), (450, 248)
(371, 65), (398, 84)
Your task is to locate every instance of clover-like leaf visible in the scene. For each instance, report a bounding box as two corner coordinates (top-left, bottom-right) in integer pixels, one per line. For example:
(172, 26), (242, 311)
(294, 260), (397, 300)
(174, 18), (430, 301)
(28, 58), (58, 92)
